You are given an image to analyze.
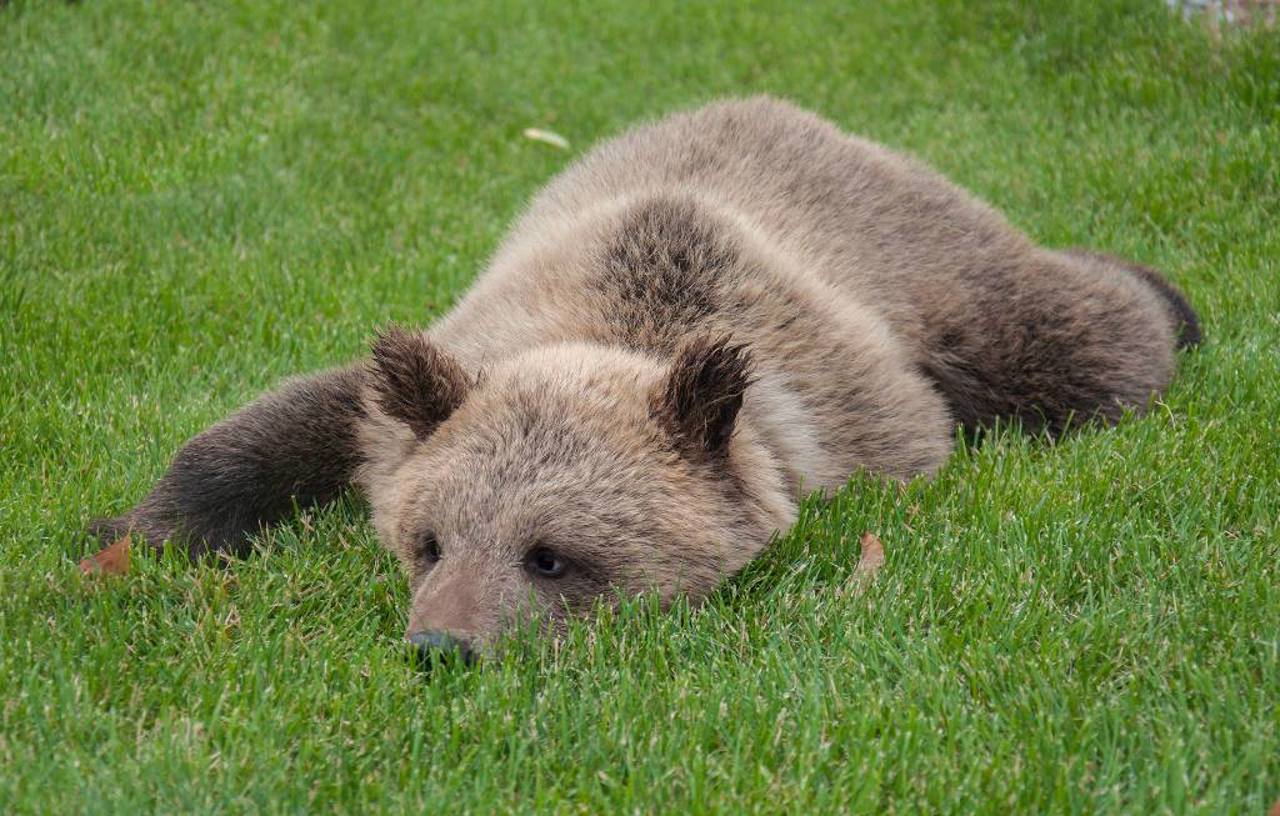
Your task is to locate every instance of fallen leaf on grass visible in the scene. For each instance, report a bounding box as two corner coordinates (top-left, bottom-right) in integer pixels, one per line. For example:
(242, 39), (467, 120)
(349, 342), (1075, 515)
(857, 531), (886, 581)
(840, 531), (887, 599)
(79, 534), (131, 576)
(522, 128), (570, 150)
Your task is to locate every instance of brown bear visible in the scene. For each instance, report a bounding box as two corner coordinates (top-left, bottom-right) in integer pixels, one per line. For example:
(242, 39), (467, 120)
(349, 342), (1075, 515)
(90, 97), (1200, 663)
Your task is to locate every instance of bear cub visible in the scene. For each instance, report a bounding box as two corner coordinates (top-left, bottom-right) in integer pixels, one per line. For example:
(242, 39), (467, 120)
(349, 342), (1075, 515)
(91, 97), (1200, 662)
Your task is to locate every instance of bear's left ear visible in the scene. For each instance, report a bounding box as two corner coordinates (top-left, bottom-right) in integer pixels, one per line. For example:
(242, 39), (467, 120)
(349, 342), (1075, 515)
(368, 325), (472, 440)
(651, 334), (754, 459)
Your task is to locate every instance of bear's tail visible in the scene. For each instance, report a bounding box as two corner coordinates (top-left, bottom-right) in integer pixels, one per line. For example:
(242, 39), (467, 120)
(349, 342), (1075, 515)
(1065, 249), (1202, 350)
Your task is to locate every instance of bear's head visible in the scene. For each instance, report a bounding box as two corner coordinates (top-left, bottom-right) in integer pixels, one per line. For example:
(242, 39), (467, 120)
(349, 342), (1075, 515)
(360, 326), (786, 662)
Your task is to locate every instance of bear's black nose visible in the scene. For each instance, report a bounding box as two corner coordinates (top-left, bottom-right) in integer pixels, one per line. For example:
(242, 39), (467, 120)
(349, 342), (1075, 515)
(408, 630), (477, 670)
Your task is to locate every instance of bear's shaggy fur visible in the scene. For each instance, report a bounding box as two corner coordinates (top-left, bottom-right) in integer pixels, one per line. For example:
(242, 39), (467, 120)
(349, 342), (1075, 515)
(91, 97), (1200, 655)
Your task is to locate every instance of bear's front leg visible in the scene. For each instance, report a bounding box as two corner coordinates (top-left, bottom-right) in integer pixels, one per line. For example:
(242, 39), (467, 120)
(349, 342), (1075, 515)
(89, 365), (368, 558)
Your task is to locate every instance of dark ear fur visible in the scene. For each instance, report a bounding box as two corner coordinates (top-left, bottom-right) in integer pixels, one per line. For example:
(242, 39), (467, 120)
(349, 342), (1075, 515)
(369, 326), (471, 439)
(651, 334), (754, 458)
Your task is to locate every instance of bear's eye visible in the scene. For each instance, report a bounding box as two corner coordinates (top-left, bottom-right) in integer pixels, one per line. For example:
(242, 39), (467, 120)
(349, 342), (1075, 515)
(524, 546), (567, 579)
(415, 532), (441, 567)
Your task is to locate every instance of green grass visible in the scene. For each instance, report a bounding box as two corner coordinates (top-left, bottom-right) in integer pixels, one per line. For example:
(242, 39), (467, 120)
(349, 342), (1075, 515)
(2, 0), (1277, 811)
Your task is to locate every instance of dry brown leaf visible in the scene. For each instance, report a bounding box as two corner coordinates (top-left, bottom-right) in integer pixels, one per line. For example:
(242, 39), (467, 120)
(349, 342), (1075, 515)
(1268, 796), (1280, 816)
(79, 534), (131, 576)
(857, 531), (886, 580)
(839, 531), (887, 599)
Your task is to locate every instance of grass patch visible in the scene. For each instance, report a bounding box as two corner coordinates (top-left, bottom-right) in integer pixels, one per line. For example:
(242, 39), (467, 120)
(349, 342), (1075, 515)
(2, 0), (1277, 811)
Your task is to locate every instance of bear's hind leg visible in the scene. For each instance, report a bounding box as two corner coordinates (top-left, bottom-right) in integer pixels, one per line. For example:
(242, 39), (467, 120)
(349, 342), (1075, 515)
(1062, 249), (1202, 350)
(921, 249), (1192, 437)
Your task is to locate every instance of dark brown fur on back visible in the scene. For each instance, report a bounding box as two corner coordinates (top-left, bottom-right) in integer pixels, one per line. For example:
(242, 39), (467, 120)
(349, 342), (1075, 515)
(596, 197), (740, 353)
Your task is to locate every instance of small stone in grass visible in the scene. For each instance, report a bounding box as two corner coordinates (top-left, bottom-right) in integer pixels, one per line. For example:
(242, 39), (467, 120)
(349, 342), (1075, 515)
(79, 534), (131, 576)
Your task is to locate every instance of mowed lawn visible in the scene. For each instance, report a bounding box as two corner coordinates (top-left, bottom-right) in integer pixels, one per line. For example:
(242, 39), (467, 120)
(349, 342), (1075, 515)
(2, 0), (1277, 811)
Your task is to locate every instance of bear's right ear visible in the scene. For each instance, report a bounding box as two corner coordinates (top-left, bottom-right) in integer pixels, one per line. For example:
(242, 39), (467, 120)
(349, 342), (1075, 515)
(368, 326), (472, 440)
